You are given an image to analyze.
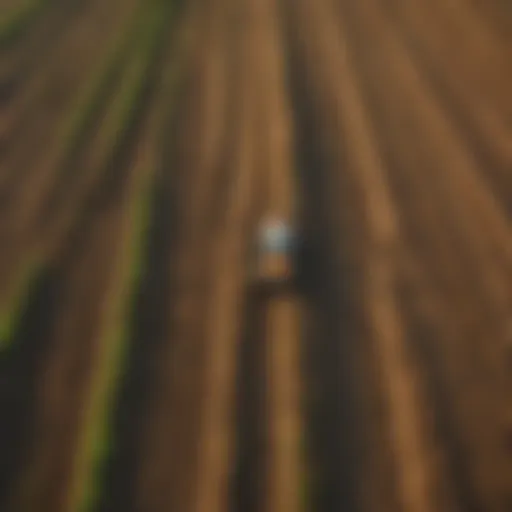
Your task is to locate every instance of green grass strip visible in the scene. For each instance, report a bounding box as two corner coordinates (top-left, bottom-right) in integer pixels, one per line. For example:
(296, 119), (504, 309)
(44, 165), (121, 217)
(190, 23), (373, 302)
(67, 5), (180, 512)
(74, 168), (154, 512)
(4, 0), (171, 492)
(0, 0), (150, 352)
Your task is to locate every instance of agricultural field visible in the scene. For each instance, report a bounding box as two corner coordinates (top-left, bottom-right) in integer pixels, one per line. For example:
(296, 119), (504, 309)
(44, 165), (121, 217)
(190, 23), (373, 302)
(0, 0), (511, 511)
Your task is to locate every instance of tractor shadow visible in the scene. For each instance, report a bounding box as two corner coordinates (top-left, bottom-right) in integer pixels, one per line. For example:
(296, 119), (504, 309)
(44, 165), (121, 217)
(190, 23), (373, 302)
(285, 30), (363, 512)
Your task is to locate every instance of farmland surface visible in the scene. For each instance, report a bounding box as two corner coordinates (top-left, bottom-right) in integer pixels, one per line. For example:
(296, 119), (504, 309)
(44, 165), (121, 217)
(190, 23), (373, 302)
(0, 0), (511, 511)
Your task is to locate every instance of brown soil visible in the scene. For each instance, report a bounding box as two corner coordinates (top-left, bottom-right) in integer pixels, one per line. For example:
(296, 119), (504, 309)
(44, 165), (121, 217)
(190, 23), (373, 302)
(1, 0), (511, 511)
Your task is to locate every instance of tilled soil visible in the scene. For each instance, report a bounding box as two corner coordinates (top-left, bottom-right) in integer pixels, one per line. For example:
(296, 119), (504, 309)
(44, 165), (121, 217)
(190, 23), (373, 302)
(0, 0), (511, 511)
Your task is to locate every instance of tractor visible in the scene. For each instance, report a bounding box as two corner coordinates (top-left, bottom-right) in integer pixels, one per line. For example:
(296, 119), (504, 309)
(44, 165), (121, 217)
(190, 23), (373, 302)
(250, 215), (298, 294)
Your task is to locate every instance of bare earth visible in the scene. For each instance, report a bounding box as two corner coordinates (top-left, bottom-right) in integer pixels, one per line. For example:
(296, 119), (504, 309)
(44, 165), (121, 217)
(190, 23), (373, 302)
(0, 0), (511, 511)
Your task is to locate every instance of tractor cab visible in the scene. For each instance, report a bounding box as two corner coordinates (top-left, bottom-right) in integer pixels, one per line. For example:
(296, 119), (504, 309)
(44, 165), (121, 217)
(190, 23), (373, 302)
(250, 216), (298, 294)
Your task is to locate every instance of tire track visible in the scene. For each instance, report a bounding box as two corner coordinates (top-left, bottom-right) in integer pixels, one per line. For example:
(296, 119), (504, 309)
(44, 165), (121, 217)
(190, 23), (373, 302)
(249, 0), (303, 511)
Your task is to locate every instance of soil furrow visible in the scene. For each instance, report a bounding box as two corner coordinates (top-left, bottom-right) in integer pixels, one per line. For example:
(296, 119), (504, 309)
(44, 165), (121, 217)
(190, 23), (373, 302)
(338, 0), (512, 508)
(0, 6), (174, 511)
(0, 0), (137, 195)
(134, 1), (237, 509)
(250, 0), (303, 511)
(93, 8), (199, 512)
(0, 0), (161, 350)
(379, 0), (512, 213)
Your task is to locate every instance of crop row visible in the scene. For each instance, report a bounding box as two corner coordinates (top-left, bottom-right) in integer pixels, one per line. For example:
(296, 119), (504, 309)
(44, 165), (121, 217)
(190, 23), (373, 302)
(0, 0), (164, 350)
(1, 1), (183, 510)
(69, 4), (189, 510)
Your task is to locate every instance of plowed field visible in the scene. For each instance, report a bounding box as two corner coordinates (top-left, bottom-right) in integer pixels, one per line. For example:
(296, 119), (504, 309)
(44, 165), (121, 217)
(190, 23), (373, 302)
(0, 0), (511, 511)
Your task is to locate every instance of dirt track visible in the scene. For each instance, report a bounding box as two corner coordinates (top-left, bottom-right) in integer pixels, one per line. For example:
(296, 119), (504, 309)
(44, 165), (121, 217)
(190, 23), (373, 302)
(0, 0), (511, 511)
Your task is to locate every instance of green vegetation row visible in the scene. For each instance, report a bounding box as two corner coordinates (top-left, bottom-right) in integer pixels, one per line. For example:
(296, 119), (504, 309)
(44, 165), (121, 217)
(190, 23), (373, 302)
(0, 0), (158, 351)
(3, 1), (182, 510)
(71, 170), (154, 512)
(64, 2), (185, 511)
(75, 13), (196, 508)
